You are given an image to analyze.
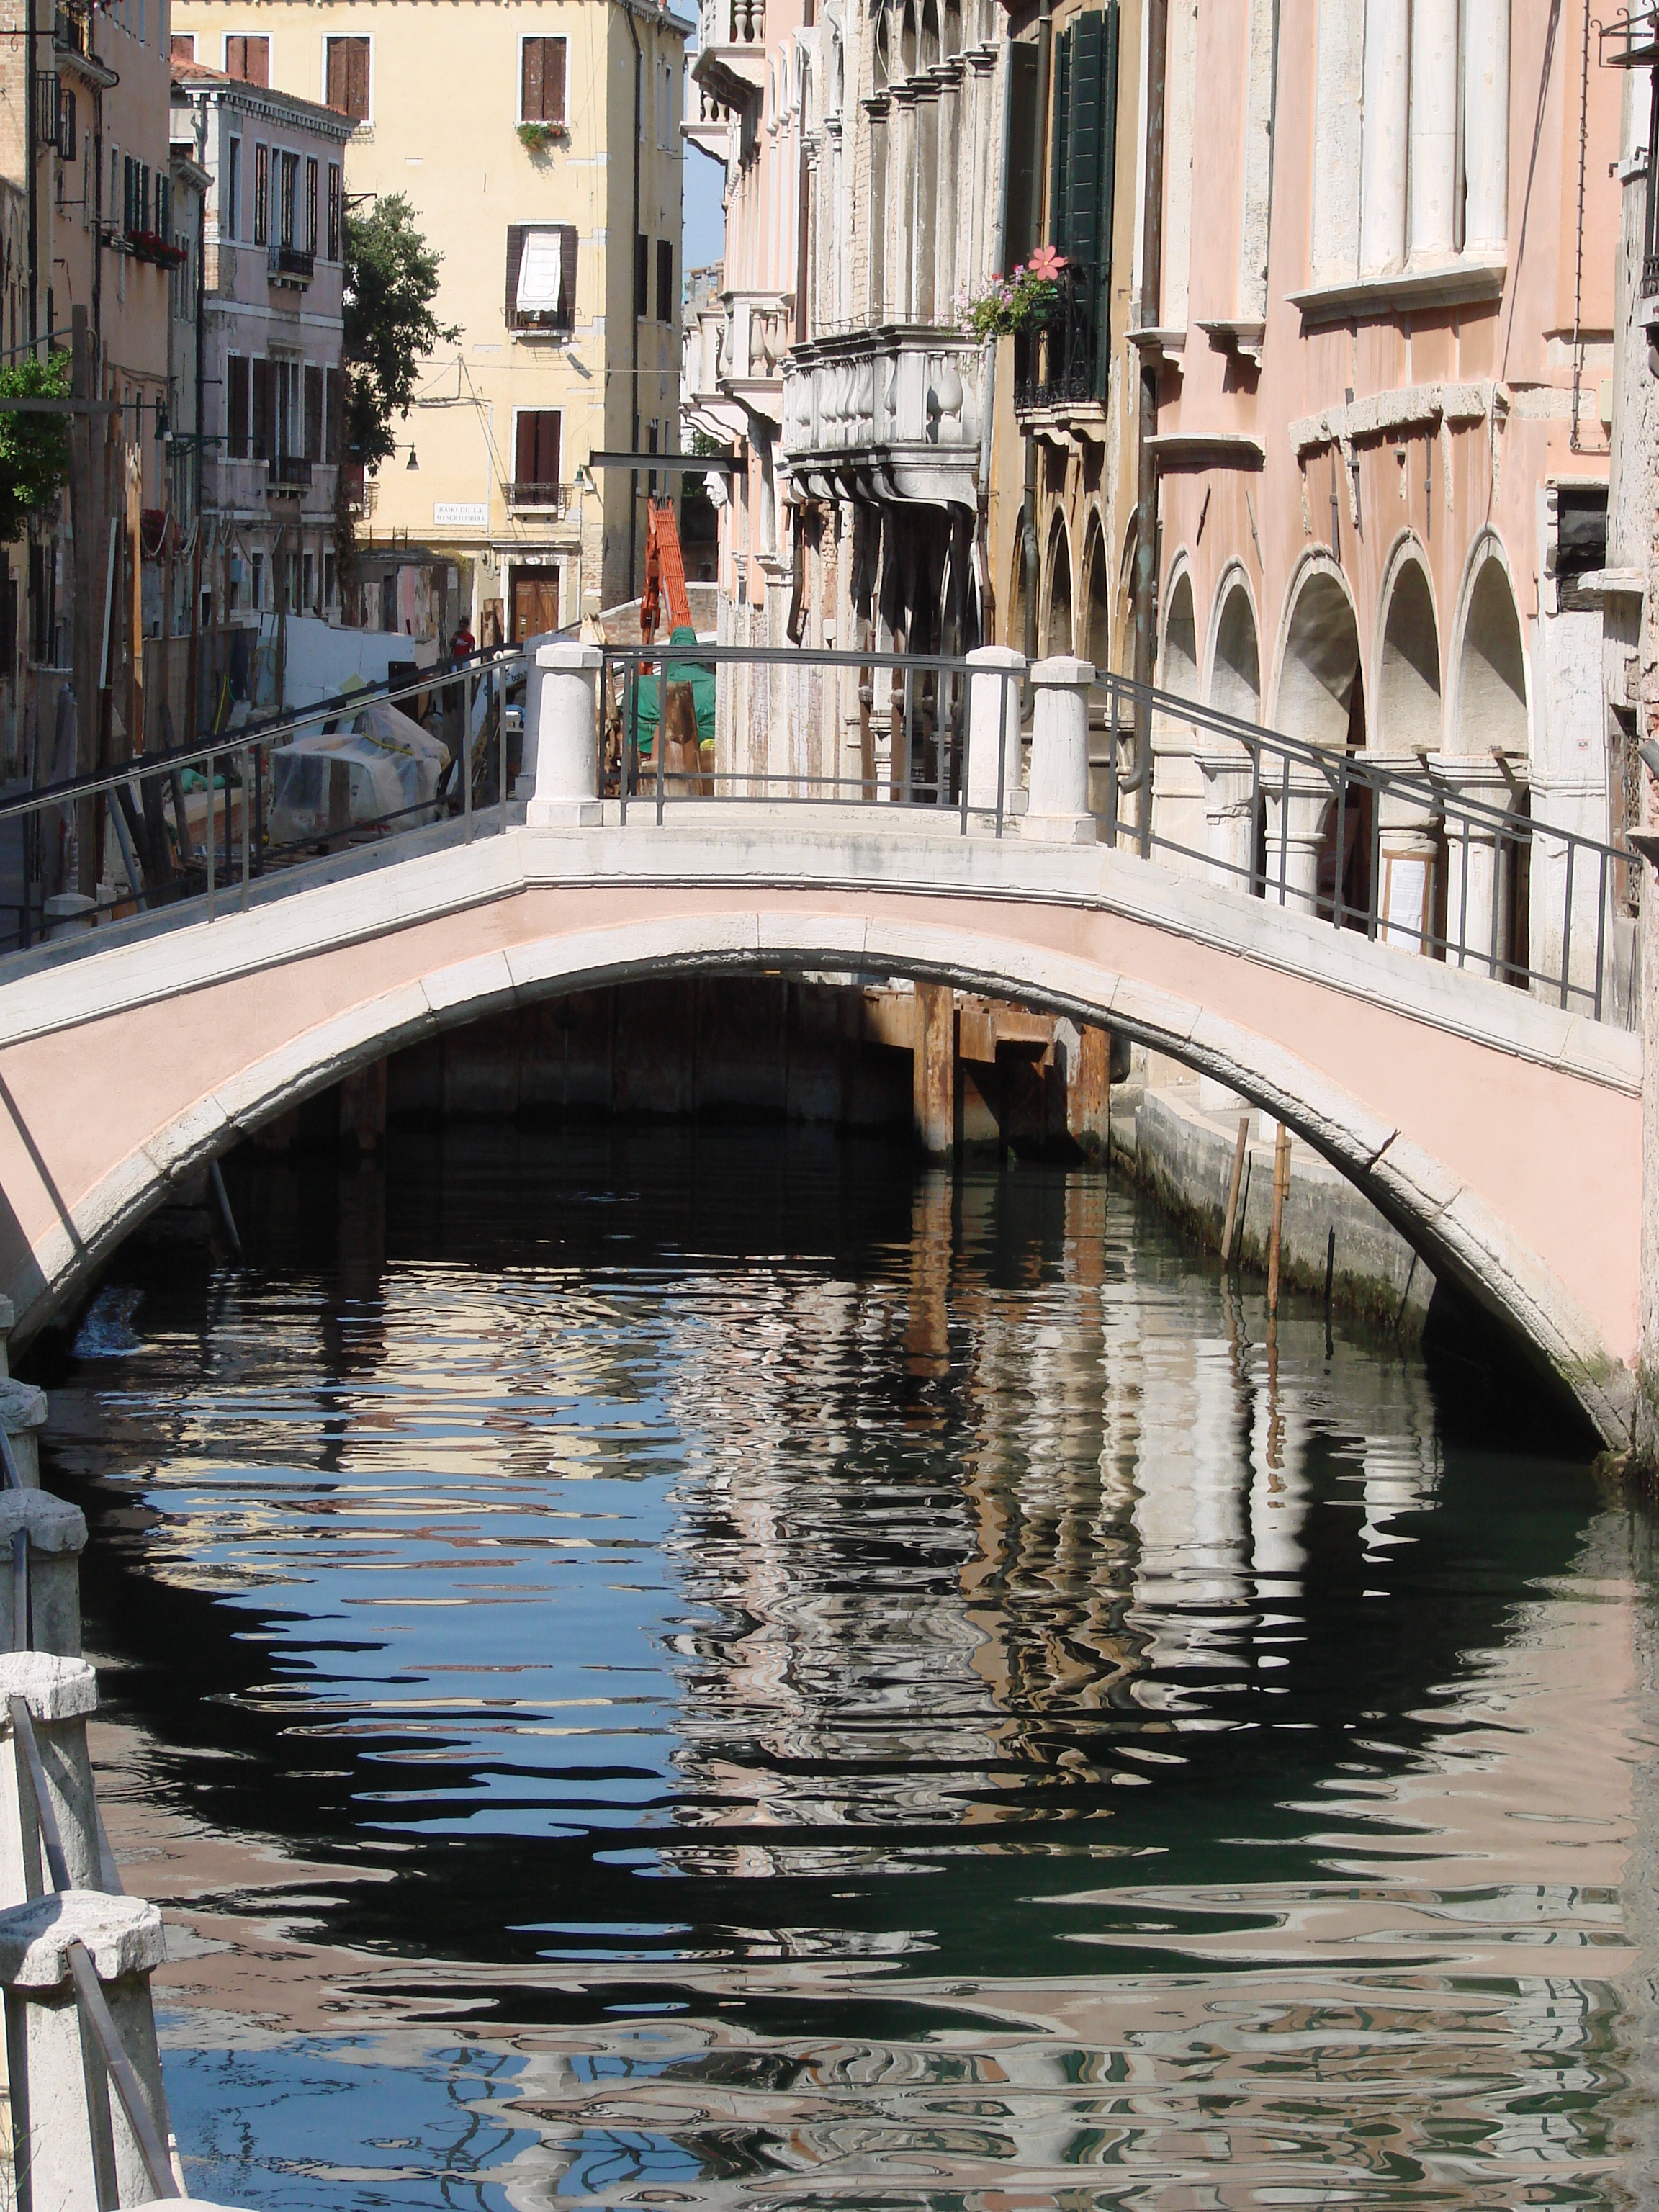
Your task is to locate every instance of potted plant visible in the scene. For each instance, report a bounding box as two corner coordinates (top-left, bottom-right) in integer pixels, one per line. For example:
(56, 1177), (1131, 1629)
(517, 121), (557, 155)
(958, 246), (1067, 341)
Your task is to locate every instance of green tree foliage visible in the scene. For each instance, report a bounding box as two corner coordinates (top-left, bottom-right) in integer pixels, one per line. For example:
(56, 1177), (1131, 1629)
(341, 195), (453, 474)
(0, 352), (71, 539)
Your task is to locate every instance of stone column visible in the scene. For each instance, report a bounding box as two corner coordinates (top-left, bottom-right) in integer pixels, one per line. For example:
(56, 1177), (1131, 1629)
(0, 1490), (87, 1657)
(0, 1374), (46, 1489)
(1025, 656), (1097, 845)
(0, 1889), (170, 2210)
(1433, 753), (1519, 974)
(1462, 0), (1509, 248)
(0, 1653), (103, 1899)
(526, 643), (604, 828)
(1195, 746), (1258, 891)
(1260, 767), (1331, 912)
(1408, 0), (1459, 259)
(1359, 0), (1409, 274)
(964, 644), (1025, 817)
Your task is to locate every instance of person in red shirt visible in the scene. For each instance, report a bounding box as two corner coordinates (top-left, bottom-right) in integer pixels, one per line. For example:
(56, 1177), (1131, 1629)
(449, 620), (477, 667)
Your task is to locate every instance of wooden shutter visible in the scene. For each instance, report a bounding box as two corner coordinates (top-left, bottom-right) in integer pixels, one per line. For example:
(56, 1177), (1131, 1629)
(306, 158), (318, 254)
(1048, 26), (1071, 254)
(505, 222), (526, 325)
(348, 39), (369, 119)
(559, 223), (577, 330)
(169, 32), (193, 60)
(233, 35), (269, 86)
(657, 238), (673, 323)
(1064, 8), (1112, 269)
(305, 365), (323, 461)
(251, 358), (271, 459)
(635, 233), (648, 317)
(1002, 40), (1040, 267)
(523, 36), (544, 122)
(227, 355), (248, 457)
(539, 412), (560, 487)
(326, 38), (348, 109)
(515, 410), (537, 486)
(226, 34), (244, 78)
(547, 37), (567, 124)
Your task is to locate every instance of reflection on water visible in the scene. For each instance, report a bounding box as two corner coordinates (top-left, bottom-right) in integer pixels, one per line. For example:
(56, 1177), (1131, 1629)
(42, 1128), (1659, 2207)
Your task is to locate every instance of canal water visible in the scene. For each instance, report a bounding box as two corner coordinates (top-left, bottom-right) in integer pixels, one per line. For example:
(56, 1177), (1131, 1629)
(38, 1125), (1659, 2208)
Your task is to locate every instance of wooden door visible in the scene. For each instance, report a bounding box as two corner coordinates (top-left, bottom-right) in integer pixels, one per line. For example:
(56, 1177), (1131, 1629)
(511, 570), (560, 642)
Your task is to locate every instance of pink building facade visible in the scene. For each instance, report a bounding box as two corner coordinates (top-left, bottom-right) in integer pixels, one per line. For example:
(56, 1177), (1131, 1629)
(1144, 0), (1621, 999)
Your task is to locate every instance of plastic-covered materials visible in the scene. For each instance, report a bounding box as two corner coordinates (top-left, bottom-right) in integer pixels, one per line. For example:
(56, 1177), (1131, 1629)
(269, 698), (449, 847)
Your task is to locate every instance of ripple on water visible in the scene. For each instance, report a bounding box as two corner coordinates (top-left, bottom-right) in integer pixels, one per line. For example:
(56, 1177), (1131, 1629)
(46, 1129), (1659, 2210)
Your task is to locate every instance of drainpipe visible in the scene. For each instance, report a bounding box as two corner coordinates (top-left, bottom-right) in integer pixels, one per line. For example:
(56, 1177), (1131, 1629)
(25, 0), (37, 350)
(1130, 0), (1167, 855)
(624, 1), (643, 602)
(1020, 0), (1053, 664)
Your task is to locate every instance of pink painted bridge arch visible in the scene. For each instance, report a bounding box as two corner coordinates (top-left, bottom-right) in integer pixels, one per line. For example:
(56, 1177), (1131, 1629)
(0, 811), (1640, 1444)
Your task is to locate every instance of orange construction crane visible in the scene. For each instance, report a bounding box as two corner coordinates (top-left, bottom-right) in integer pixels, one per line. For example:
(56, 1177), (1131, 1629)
(640, 496), (691, 646)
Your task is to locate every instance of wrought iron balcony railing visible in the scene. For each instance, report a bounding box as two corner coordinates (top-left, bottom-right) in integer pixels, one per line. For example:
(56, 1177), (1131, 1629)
(1012, 263), (1109, 413)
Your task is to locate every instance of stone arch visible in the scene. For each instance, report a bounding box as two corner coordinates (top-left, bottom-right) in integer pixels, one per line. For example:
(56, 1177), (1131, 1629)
(1272, 554), (1363, 751)
(1007, 508), (1029, 655)
(1206, 567), (1261, 725)
(1043, 514), (1074, 656)
(1080, 509), (1112, 668)
(4, 881), (1633, 1447)
(1449, 535), (1529, 759)
(1375, 538), (1443, 755)
(1159, 559), (1200, 698)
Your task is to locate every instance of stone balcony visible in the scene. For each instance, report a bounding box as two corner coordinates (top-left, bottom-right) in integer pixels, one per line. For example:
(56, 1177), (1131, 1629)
(781, 326), (984, 508)
(691, 0), (765, 114)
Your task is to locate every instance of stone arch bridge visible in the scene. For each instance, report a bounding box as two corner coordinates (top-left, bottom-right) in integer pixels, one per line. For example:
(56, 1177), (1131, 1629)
(0, 810), (1637, 1444)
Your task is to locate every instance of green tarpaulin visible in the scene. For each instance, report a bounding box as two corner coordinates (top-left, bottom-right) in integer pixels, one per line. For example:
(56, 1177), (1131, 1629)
(629, 626), (716, 756)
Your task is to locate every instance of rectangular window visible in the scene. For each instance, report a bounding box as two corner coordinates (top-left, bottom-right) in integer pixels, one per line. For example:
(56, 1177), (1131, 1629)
(253, 143), (268, 244)
(325, 35), (371, 121)
(225, 32), (269, 86)
(324, 365), (342, 462)
(169, 31), (194, 60)
(304, 363), (323, 461)
(326, 162), (341, 258)
(226, 354), (248, 457)
(513, 409), (561, 503)
(635, 232), (649, 318)
(305, 157), (318, 254)
(521, 35), (567, 125)
(656, 238), (673, 323)
(303, 550), (315, 613)
(504, 222), (577, 331)
(279, 150), (298, 248)
(657, 58), (669, 149)
(156, 173), (169, 243)
(225, 137), (240, 240)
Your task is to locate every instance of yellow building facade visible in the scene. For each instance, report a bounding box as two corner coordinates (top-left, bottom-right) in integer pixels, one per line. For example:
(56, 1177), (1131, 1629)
(172, 0), (688, 637)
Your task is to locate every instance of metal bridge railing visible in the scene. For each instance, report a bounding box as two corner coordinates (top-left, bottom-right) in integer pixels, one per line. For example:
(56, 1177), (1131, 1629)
(0, 644), (530, 948)
(0, 634), (1634, 1030)
(595, 641), (1632, 1027)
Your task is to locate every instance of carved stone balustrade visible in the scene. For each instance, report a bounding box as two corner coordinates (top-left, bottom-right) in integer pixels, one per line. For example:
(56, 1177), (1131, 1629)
(781, 327), (984, 509)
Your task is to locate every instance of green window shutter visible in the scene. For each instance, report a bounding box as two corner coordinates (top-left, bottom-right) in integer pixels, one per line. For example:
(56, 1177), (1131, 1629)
(1048, 27), (1071, 254)
(1092, 3), (1119, 396)
(1066, 10), (1106, 268)
(1002, 40), (1041, 268)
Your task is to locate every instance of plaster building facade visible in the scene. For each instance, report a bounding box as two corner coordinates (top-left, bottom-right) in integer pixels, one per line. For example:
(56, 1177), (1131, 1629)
(0, 0), (178, 889)
(173, 0), (690, 642)
(169, 58), (351, 689)
(1138, 0), (1620, 1004)
(685, 0), (1010, 799)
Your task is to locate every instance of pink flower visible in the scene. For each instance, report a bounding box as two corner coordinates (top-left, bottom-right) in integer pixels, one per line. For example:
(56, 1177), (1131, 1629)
(1026, 245), (1068, 282)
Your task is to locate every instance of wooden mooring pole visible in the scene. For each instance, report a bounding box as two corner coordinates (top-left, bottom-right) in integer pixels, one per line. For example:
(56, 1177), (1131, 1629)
(1267, 1122), (1290, 1318)
(1220, 1114), (1249, 1268)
